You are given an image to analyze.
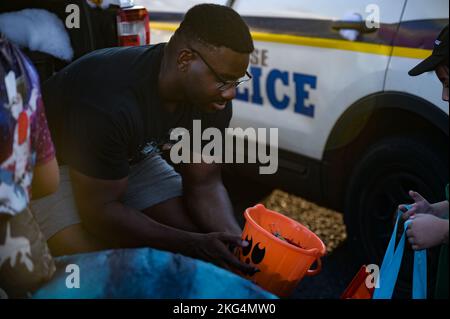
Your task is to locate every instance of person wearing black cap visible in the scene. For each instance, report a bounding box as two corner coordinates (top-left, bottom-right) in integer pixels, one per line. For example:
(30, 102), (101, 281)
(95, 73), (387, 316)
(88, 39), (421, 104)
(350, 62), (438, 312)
(399, 24), (448, 299)
(408, 24), (449, 100)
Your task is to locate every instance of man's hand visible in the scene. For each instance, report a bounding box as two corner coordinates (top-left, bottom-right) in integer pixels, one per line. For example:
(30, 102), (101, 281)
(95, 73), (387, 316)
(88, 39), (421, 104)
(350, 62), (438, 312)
(186, 232), (258, 275)
(399, 191), (434, 220)
(406, 214), (449, 250)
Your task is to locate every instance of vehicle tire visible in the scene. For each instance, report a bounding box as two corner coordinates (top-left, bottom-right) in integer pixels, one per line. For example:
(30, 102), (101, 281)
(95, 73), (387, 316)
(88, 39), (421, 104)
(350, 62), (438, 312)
(344, 136), (448, 298)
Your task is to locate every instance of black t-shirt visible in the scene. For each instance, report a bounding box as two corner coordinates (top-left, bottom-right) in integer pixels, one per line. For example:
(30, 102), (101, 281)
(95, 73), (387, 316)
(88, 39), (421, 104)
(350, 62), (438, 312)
(43, 43), (232, 180)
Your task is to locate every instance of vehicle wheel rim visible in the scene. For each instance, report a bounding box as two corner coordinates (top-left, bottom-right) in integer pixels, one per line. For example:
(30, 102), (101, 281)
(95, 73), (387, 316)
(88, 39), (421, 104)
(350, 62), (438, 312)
(358, 167), (436, 262)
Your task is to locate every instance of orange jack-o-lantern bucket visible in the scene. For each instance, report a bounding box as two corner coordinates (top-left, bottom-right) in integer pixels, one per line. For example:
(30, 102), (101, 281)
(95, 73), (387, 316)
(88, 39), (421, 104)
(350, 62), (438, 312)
(237, 204), (326, 297)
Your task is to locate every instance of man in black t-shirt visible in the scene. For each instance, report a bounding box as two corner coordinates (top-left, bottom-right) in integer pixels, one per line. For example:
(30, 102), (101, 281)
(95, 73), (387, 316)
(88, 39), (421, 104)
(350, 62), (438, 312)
(31, 4), (257, 275)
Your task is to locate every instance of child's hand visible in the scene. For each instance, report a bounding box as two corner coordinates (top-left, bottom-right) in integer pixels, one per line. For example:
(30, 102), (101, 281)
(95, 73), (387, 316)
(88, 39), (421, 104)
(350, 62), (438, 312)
(399, 191), (434, 220)
(406, 214), (448, 250)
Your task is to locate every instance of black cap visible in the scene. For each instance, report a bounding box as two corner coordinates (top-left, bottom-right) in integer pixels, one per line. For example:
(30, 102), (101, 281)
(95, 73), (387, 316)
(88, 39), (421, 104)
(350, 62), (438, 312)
(408, 24), (449, 76)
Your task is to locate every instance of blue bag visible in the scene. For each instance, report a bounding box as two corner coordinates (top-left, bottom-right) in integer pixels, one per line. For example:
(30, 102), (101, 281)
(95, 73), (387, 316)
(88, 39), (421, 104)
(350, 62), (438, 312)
(373, 205), (427, 299)
(32, 247), (278, 299)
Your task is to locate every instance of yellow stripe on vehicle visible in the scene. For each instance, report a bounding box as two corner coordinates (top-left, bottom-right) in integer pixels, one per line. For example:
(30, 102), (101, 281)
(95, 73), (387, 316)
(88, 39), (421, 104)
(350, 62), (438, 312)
(150, 22), (179, 32)
(150, 22), (431, 60)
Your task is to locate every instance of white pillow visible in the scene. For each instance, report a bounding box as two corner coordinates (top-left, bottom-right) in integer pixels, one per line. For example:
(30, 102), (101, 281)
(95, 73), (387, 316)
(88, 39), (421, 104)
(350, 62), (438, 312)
(86, 0), (124, 9)
(0, 9), (74, 61)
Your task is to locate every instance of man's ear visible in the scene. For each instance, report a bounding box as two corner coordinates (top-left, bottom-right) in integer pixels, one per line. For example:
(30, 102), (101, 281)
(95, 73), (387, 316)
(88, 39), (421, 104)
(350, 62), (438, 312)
(177, 49), (194, 73)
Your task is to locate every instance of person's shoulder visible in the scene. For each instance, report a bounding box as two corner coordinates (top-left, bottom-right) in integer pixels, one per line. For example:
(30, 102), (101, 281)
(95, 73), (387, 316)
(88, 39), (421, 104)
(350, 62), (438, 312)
(91, 42), (166, 60)
(142, 42), (167, 55)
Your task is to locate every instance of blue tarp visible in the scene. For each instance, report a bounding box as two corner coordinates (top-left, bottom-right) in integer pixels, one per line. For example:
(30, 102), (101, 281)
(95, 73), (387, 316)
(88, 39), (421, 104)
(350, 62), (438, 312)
(32, 247), (277, 299)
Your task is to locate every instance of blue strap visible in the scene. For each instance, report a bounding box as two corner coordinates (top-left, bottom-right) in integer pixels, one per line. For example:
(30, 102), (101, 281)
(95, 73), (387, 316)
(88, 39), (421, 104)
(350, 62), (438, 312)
(373, 205), (427, 299)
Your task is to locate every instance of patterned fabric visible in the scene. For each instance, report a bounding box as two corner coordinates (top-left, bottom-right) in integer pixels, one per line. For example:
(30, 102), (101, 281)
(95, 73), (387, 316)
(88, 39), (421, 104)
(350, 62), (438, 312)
(0, 35), (56, 299)
(0, 35), (55, 216)
(0, 208), (56, 298)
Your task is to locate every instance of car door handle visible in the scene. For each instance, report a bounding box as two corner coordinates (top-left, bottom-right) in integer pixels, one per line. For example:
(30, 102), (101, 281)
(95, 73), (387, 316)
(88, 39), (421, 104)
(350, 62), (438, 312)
(331, 20), (378, 34)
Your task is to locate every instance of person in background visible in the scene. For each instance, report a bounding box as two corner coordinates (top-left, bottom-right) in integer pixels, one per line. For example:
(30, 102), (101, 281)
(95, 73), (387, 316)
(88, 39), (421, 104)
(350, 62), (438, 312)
(400, 24), (449, 299)
(0, 34), (59, 297)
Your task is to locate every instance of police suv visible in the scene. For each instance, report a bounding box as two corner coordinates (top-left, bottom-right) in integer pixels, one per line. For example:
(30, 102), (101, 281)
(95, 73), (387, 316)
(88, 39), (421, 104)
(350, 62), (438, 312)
(138, 0), (449, 261)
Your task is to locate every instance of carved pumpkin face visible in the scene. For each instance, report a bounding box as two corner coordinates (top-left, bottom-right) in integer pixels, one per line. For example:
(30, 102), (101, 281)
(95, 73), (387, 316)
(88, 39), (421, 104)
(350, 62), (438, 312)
(237, 235), (266, 276)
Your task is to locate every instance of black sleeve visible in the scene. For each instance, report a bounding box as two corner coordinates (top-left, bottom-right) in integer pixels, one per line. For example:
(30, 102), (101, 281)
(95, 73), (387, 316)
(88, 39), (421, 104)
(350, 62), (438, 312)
(63, 108), (131, 180)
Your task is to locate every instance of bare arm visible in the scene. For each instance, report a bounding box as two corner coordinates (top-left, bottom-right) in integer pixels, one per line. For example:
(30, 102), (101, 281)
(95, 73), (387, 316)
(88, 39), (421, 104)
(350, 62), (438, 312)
(180, 161), (242, 235)
(69, 168), (197, 250)
(69, 168), (255, 273)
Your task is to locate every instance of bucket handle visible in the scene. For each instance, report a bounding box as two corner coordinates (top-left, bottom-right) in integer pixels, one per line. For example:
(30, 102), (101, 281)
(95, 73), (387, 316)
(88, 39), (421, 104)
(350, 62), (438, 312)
(306, 256), (322, 276)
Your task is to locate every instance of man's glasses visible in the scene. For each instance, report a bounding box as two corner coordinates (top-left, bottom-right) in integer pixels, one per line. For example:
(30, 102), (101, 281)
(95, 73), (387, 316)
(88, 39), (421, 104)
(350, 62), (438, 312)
(189, 48), (252, 92)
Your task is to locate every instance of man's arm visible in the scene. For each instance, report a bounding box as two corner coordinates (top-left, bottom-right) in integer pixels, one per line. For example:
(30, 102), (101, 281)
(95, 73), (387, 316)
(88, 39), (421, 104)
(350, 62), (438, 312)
(70, 168), (255, 273)
(70, 168), (198, 249)
(180, 161), (242, 235)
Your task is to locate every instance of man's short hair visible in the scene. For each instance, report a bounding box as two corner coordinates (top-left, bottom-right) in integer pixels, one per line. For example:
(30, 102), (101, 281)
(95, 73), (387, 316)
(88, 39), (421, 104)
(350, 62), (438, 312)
(175, 4), (254, 54)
